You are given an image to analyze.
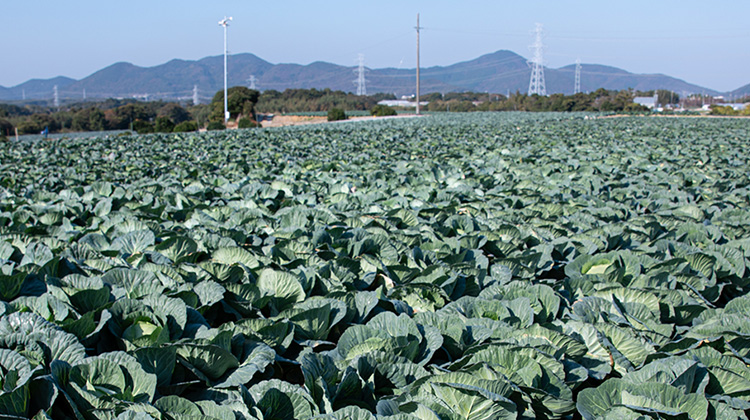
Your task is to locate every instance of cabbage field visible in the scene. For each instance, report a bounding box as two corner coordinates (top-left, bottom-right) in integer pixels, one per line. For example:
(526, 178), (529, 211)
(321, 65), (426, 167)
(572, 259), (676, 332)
(1, 113), (750, 419)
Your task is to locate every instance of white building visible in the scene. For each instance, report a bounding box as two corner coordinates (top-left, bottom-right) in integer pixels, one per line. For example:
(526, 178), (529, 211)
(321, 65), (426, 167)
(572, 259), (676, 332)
(633, 94), (658, 109)
(378, 100), (428, 108)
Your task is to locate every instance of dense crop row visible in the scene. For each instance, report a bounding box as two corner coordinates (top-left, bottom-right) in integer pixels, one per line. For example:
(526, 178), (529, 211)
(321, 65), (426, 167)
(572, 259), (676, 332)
(1, 113), (750, 419)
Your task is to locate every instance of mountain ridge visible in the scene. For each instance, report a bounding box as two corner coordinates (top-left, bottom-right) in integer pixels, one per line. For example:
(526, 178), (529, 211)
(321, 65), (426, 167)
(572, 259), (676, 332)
(0, 50), (730, 102)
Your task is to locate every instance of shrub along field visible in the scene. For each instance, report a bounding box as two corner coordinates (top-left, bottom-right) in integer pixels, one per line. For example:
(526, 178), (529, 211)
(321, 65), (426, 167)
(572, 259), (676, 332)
(1, 113), (749, 419)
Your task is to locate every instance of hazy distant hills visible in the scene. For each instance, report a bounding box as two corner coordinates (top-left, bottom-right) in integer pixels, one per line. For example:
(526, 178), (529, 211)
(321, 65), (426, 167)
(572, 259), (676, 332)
(730, 83), (750, 98)
(0, 50), (726, 102)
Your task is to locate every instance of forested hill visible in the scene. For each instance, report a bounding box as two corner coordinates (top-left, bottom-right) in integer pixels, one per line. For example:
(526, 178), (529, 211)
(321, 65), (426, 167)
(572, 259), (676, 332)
(0, 50), (720, 101)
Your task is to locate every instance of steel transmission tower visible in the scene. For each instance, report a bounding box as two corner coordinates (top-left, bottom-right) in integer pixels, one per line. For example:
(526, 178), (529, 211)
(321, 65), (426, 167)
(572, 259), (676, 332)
(247, 75), (257, 90)
(574, 58), (582, 94)
(527, 23), (546, 96)
(193, 85), (200, 106)
(53, 85), (59, 108)
(354, 54), (367, 96)
(219, 16), (232, 123)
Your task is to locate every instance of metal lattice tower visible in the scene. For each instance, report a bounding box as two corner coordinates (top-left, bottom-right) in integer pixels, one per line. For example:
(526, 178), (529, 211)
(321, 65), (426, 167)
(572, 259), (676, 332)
(527, 23), (546, 96)
(247, 75), (257, 90)
(53, 85), (59, 108)
(574, 58), (582, 94)
(354, 54), (367, 96)
(193, 85), (199, 106)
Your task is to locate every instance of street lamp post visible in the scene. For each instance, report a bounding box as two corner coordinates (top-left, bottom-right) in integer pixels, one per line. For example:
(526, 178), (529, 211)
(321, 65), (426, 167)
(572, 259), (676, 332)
(219, 16), (232, 123)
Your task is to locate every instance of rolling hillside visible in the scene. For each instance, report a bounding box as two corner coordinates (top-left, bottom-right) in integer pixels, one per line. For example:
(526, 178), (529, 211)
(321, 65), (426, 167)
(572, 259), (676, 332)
(0, 50), (725, 102)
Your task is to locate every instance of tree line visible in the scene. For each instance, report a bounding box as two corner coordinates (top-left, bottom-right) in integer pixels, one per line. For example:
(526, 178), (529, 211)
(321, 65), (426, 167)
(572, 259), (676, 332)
(420, 89), (682, 113)
(0, 87), (400, 139)
(0, 87), (713, 141)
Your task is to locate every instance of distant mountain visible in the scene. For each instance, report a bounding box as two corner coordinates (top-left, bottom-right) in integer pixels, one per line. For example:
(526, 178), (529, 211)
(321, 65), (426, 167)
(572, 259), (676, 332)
(552, 63), (717, 96)
(1, 76), (76, 102)
(0, 50), (729, 102)
(730, 83), (750, 99)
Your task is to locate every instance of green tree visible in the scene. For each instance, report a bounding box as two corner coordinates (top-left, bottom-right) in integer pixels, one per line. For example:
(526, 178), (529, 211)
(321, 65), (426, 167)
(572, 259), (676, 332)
(446, 100), (475, 112)
(154, 116), (176, 133)
(173, 121), (198, 132)
(0, 119), (12, 141)
(105, 103), (154, 130)
(132, 120), (154, 134)
(422, 92), (443, 102)
(210, 86), (260, 122)
(53, 110), (74, 131)
(327, 108), (347, 121)
(158, 103), (191, 124)
(0, 119), (12, 137)
(17, 120), (42, 135)
(238, 118), (259, 128)
(37, 114), (60, 132)
(613, 89), (636, 111)
(72, 107), (106, 132)
(0, 104), (32, 118)
(371, 104), (397, 117)
(709, 105), (738, 116)
(656, 89), (679, 106)
(255, 88), (378, 114)
(624, 102), (650, 113)
(89, 108), (106, 131)
(206, 121), (225, 131)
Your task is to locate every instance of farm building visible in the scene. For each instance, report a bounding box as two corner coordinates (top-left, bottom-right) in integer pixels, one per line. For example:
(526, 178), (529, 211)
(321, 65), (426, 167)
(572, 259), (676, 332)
(633, 94), (658, 109)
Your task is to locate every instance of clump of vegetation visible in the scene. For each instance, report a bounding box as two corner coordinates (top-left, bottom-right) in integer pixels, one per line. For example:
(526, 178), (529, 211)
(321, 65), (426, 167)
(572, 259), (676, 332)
(154, 116), (175, 133)
(0, 119), (12, 141)
(132, 120), (154, 134)
(371, 104), (398, 117)
(238, 118), (259, 129)
(255, 88), (390, 114)
(206, 121), (225, 131)
(327, 107), (347, 122)
(710, 105), (750, 116)
(173, 121), (198, 132)
(210, 86), (259, 123)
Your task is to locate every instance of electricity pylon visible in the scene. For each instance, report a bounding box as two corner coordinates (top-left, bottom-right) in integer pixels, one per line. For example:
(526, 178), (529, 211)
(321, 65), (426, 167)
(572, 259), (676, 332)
(354, 54), (367, 96)
(528, 23), (546, 96)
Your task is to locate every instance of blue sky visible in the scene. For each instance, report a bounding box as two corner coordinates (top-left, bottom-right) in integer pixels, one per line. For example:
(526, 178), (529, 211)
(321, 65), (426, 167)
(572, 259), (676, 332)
(2, 1), (748, 92)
